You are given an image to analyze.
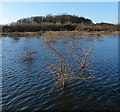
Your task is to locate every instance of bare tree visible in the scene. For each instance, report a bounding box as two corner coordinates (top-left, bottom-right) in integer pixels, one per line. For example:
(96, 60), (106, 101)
(42, 34), (95, 88)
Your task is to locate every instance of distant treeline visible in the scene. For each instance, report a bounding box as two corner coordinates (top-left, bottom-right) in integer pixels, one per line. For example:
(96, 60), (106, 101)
(17, 14), (92, 24)
(1, 14), (119, 33)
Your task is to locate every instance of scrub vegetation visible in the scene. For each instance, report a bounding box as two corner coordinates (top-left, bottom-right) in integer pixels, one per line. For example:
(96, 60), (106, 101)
(1, 14), (119, 36)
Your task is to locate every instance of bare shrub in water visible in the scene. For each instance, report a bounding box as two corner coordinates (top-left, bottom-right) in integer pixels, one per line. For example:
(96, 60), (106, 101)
(43, 35), (95, 87)
(22, 47), (37, 62)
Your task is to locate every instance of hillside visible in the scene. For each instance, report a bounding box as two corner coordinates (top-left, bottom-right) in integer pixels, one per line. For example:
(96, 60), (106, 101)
(17, 14), (93, 24)
(1, 14), (119, 35)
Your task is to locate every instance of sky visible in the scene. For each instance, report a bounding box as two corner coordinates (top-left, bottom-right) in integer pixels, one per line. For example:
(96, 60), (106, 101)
(0, 2), (118, 24)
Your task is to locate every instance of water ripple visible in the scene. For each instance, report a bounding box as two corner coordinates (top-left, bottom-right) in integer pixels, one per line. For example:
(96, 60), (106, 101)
(2, 36), (119, 111)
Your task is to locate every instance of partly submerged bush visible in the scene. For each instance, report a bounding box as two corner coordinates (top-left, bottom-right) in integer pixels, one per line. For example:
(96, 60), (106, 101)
(22, 47), (37, 62)
(43, 35), (96, 87)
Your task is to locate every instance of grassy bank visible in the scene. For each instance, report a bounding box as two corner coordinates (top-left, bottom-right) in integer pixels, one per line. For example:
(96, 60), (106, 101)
(0, 31), (44, 37)
(0, 30), (119, 37)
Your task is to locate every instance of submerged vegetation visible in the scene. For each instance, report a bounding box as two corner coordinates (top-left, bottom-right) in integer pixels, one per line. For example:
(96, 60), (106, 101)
(1, 14), (119, 36)
(42, 34), (97, 87)
(22, 46), (37, 62)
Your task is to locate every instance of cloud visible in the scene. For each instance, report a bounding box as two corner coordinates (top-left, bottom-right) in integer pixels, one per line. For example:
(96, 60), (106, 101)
(0, 18), (9, 25)
(0, 18), (16, 25)
(71, 8), (75, 11)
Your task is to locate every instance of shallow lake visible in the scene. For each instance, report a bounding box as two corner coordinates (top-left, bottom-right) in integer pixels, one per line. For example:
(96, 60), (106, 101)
(1, 35), (120, 111)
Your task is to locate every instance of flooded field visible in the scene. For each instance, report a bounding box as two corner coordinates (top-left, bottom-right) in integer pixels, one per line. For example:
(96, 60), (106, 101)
(1, 35), (120, 111)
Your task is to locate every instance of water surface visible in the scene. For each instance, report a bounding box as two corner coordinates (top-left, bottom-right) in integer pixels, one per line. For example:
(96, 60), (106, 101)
(2, 35), (120, 111)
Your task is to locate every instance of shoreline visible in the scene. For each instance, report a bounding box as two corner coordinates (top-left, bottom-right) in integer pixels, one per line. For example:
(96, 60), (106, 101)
(0, 31), (119, 37)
